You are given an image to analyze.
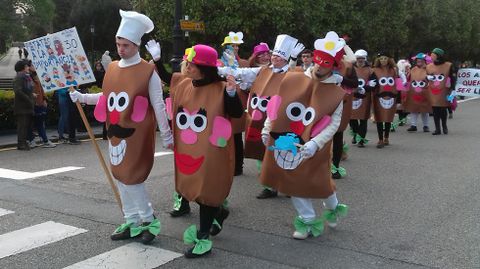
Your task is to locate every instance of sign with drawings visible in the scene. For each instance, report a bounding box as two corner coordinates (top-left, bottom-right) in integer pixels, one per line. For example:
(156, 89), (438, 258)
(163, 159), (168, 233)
(24, 27), (95, 92)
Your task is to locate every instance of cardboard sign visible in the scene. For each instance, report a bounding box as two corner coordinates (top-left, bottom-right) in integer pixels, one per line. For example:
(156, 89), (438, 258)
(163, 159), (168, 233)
(24, 27), (95, 92)
(454, 68), (480, 97)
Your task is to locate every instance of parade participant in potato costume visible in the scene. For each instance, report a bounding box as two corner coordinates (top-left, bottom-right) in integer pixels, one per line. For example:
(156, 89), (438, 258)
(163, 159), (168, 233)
(405, 53), (432, 132)
(69, 10), (173, 244)
(167, 44), (244, 258)
(260, 32), (348, 240)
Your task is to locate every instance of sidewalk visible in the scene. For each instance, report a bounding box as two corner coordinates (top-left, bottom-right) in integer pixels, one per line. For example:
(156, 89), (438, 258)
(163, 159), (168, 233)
(0, 125), (104, 149)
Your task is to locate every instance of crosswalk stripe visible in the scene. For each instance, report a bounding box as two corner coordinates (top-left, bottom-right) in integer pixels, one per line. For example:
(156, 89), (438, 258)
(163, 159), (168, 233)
(0, 221), (87, 259)
(154, 151), (173, 157)
(63, 242), (182, 269)
(0, 208), (14, 217)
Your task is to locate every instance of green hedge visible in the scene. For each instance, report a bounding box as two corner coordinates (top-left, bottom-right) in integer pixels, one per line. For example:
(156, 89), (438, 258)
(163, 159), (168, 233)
(0, 86), (103, 131)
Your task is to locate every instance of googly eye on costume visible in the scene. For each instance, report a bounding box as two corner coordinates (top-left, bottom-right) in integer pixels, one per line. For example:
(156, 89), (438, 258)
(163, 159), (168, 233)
(302, 107), (315, 126)
(387, 77), (395, 86)
(379, 77), (388, 86)
(286, 102), (305, 122)
(107, 91), (130, 112)
(358, 78), (365, 88)
(250, 94), (259, 109)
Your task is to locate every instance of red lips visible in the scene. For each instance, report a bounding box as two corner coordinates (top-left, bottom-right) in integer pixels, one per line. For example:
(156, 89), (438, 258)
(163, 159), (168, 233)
(246, 127), (261, 142)
(412, 94), (425, 103)
(431, 88), (442, 95)
(175, 152), (204, 175)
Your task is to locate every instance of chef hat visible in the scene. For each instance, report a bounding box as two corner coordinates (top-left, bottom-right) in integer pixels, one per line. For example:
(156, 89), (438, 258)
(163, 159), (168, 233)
(116, 10), (154, 46)
(272, 34), (298, 60)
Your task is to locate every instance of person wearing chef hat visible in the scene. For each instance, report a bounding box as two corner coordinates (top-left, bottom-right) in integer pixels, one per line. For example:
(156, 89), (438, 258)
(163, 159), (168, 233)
(218, 34), (305, 199)
(69, 10), (173, 244)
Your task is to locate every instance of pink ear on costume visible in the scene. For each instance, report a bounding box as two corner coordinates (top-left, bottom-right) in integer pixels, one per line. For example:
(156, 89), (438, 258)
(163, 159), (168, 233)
(311, 115), (331, 137)
(94, 94), (107, 122)
(445, 77), (451, 87)
(395, 78), (407, 91)
(131, 96), (149, 123)
(209, 116), (232, 147)
(266, 95), (282, 120)
(165, 97), (173, 120)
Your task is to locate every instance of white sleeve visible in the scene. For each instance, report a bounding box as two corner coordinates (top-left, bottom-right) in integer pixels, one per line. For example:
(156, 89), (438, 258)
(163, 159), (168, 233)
(311, 101), (343, 150)
(218, 67), (261, 88)
(399, 72), (407, 84)
(149, 71), (173, 144)
(85, 93), (102, 105)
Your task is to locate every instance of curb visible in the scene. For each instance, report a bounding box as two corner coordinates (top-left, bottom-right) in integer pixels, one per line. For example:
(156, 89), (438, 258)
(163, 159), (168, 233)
(0, 133), (104, 150)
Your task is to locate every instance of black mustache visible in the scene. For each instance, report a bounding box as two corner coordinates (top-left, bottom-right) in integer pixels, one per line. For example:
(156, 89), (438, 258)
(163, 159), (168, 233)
(107, 124), (135, 139)
(354, 92), (367, 99)
(376, 92), (397, 98)
(269, 131), (306, 144)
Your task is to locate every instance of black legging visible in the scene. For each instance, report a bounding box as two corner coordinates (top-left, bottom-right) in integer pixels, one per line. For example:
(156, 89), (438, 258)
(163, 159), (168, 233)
(332, 131), (343, 167)
(198, 203), (220, 238)
(432, 106), (448, 132)
(376, 122), (391, 140)
(349, 119), (367, 139)
(234, 133), (244, 173)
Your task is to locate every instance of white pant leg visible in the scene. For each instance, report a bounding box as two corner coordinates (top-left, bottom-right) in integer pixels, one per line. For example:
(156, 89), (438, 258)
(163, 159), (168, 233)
(323, 192), (339, 210)
(117, 181), (154, 223)
(116, 180), (141, 224)
(421, 112), (429, 127)
(410, 112), (419, 127)
(291, 197), (316, 222)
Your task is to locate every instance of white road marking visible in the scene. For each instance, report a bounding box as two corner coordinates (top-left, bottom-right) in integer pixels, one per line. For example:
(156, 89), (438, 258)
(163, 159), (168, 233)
(0, 208), (14, 217)
(63, 242), (182, 269)
(154, 151), (173, 157)
(0, 221), (87, 259)
(457, 96), (480, 103)
(0, 166), (84, 180)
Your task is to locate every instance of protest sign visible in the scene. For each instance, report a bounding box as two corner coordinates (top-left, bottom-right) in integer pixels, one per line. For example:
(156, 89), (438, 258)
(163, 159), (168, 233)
(24, 27), (95, 92)
(454, 68), (480, 97)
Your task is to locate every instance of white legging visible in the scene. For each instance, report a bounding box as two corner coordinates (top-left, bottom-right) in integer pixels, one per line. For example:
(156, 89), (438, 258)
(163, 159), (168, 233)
(116, 180), (154, 225)
(410, 112), (429, 127)
(291, 193), (338, 222)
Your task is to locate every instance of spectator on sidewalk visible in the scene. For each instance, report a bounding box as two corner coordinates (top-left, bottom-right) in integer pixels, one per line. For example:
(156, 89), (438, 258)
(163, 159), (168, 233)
(56, 87), (70, 142)
(26, 60), (55, 148)
(13, 60), (34, 150)
(101, 50), (112, 70)
(23, 48), (29, 59)
(18, 47), (23, 59)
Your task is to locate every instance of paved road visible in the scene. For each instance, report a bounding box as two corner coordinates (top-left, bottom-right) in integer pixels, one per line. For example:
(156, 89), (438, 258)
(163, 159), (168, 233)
(0, 47), (25, 78)
(0, 98), (479, 269)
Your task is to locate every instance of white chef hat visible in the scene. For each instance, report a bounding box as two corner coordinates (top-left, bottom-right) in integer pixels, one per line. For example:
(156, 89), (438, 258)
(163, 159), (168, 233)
(272, 34), (298, 60)
(116, 10), (154, 46)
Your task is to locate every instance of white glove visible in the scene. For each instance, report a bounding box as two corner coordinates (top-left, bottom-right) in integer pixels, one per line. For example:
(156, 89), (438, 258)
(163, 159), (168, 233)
(300, 140), (318, 159)
(262, 133), (269, 146)
(69, 90), (85, 103)
(426, 75), (435, 81)
(145, 40), (161, 61)
(290, 42), (305, 59)
(333, 73), (344, 85)
(368, 79), (377, 87)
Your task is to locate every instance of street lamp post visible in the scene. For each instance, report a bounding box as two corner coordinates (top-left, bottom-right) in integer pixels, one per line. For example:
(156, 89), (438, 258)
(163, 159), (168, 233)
(90, 24), (95, 65)
(171, 0), (184, 72)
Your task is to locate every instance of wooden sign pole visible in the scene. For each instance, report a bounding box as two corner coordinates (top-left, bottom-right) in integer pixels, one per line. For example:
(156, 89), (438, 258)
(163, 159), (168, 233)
(69, 87), (123, 212)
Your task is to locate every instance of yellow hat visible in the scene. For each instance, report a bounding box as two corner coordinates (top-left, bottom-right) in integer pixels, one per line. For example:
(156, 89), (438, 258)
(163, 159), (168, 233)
(221, 36), (233, 47)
